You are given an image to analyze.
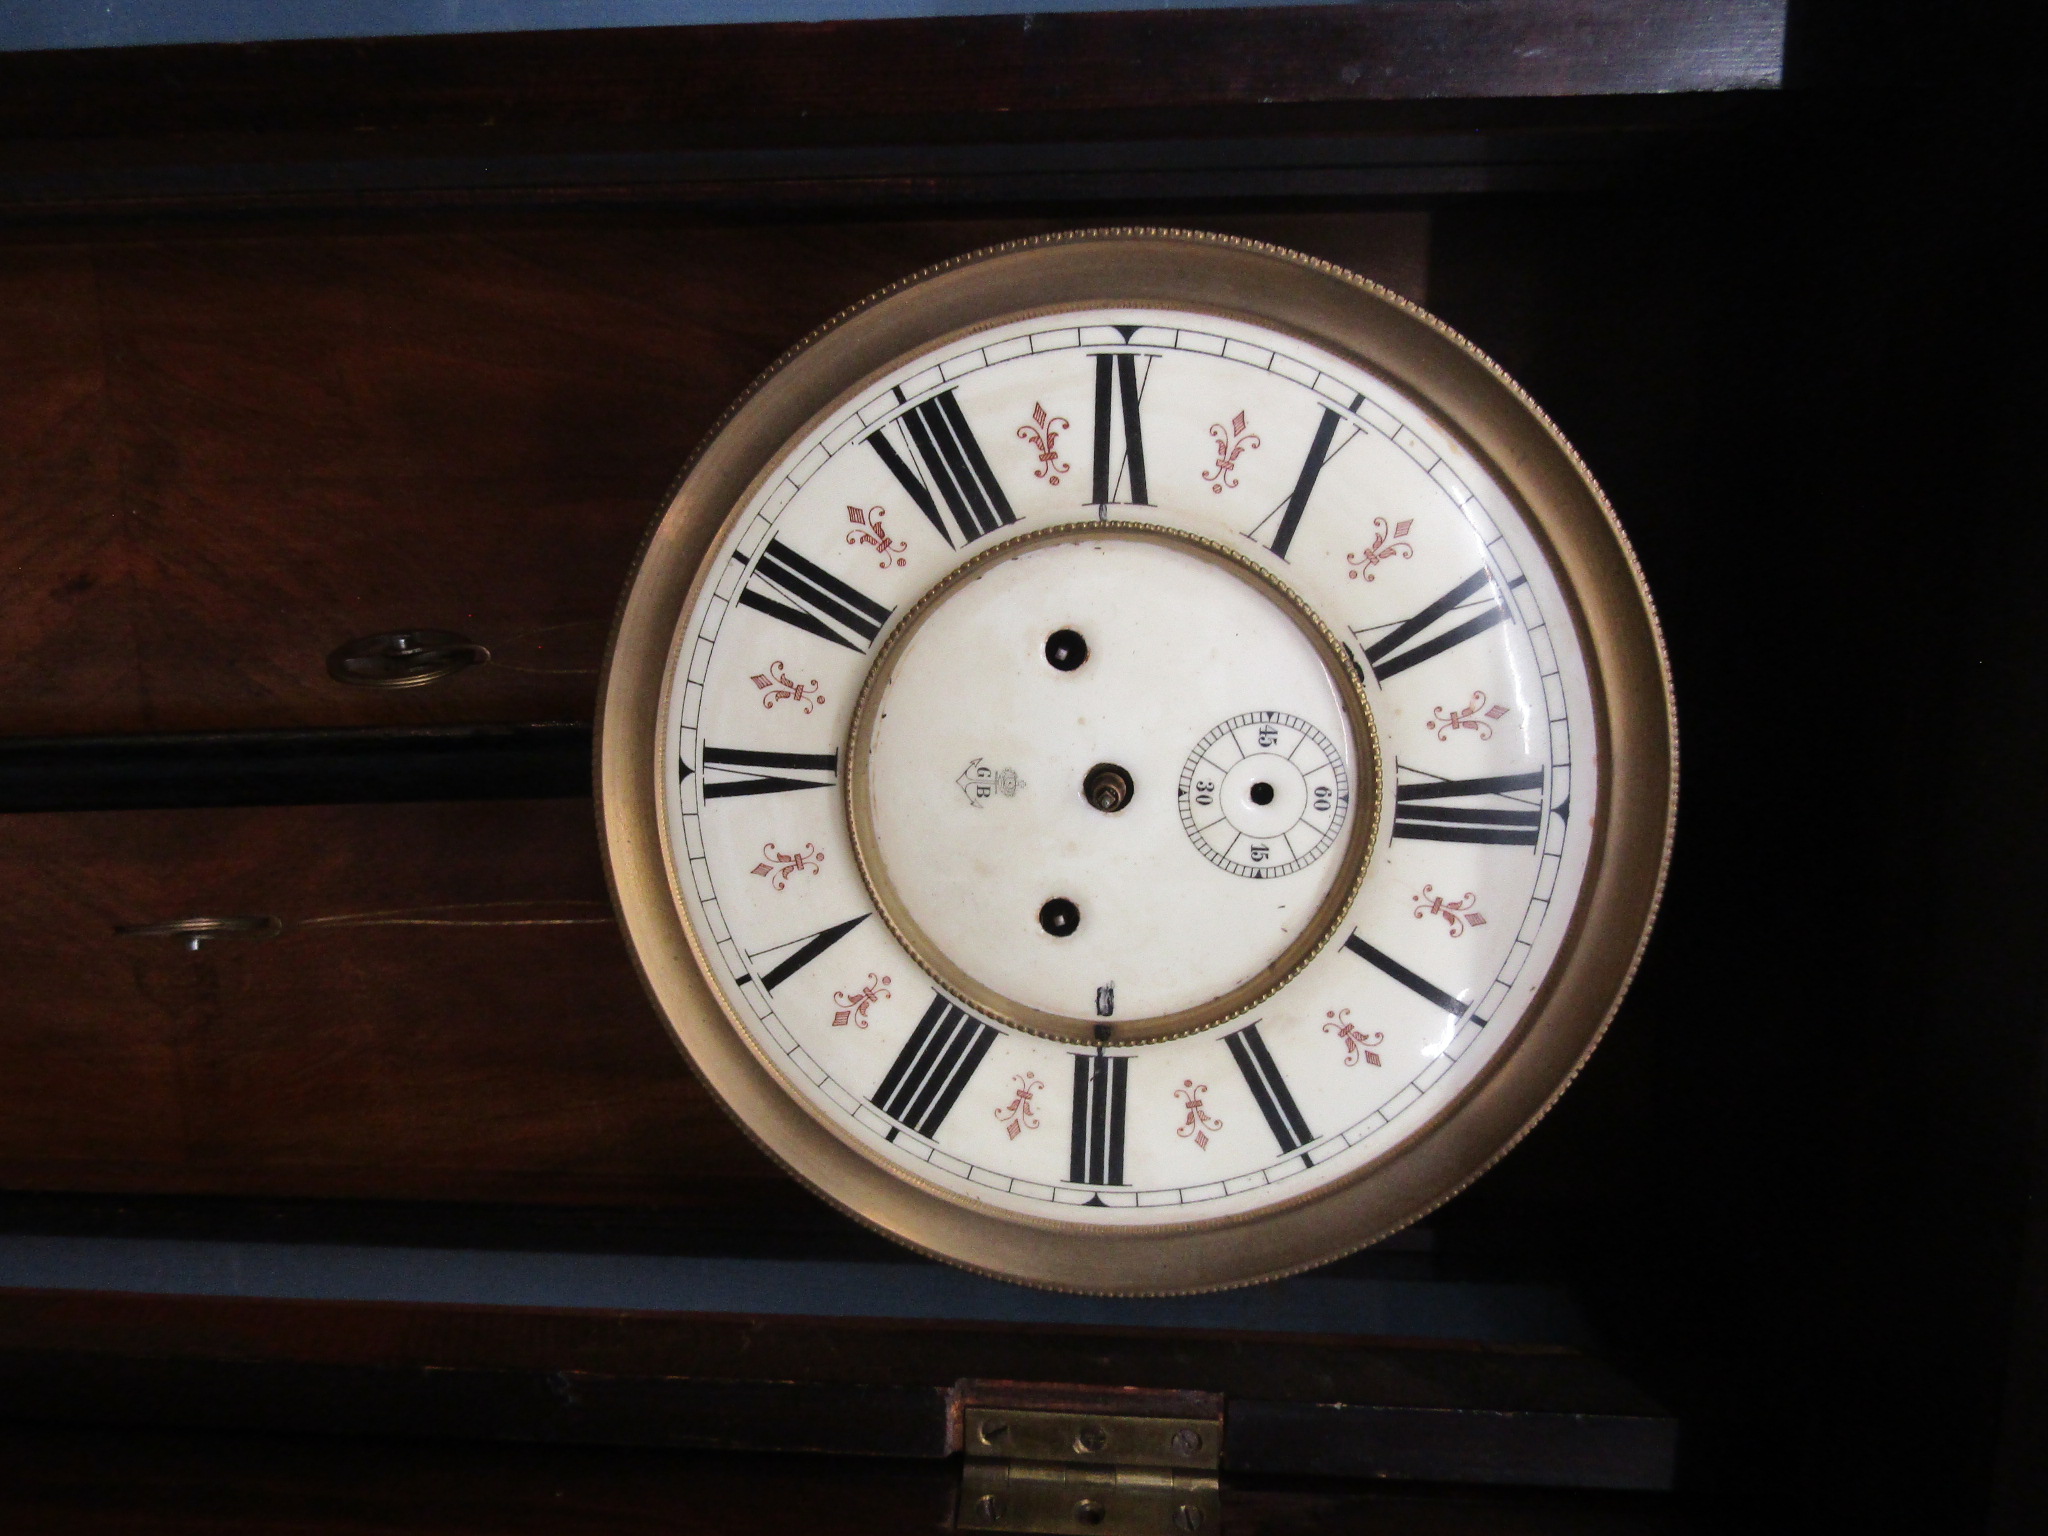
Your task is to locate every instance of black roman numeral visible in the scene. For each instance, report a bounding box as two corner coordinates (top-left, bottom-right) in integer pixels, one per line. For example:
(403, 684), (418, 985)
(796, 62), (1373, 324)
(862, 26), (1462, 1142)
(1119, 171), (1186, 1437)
(1089, 347), (1151, 509)
(1356, 568), (1509, 683)
(873, 993), (997, 1140)
(867, 389), (1015, 548)
(744, 914), (867, 993)
(1393, 770), (1544, 847)
(1249, 395), (1362, 559)
(1225, 1022), (1312, 1155)
(1069, 1051), (1129, 1186)
(1344, 933), (1468, 1018)
(735, 537), (892, 653)
(700, 746), (838, 799)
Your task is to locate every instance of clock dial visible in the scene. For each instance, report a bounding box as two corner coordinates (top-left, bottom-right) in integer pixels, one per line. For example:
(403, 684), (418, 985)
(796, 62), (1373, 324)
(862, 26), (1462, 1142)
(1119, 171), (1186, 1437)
(602, 233), (1673, 1289)
(666, 302), (1593, 1223)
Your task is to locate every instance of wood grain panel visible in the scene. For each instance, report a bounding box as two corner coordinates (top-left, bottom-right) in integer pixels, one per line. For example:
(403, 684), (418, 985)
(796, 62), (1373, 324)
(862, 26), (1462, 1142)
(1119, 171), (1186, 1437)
(0, 4), (1786, 143)
(0, 798), (779, 1205)
(0, 210), (1425, 737)
(0, 251), (132, 732)
(0, 1420), (1687, 1536)
(0, 1292), (1673, 1486)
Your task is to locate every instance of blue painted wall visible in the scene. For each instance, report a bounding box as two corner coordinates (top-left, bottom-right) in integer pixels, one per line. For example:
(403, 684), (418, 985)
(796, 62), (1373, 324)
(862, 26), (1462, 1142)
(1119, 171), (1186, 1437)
(0, 0), (1353, 54)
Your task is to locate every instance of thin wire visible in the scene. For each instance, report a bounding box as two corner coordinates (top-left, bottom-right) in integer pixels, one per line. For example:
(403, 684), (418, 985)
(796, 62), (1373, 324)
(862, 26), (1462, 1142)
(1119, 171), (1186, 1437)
(301, 916), (613, 928)
(296, 900), (613, 931)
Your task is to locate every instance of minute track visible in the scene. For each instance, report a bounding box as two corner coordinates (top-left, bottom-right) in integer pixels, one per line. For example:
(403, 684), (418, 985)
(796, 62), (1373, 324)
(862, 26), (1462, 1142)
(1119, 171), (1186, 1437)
(646, 292), (1617, 1243)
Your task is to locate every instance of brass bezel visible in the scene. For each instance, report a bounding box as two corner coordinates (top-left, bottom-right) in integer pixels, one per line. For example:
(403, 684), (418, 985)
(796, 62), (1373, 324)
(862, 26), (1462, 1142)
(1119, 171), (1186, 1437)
(596, 229), (1676, 1296)
(841, 519), (1382, 1048)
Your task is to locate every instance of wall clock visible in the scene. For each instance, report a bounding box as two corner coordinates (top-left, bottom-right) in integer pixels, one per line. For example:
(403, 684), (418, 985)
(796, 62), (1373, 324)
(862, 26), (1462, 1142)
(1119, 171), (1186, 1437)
(598, 231), (1674, 1293)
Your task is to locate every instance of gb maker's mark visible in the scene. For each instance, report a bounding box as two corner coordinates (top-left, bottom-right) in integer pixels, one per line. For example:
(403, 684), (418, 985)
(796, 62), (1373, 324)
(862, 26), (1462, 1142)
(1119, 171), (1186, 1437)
(957, 757), (1024, 807)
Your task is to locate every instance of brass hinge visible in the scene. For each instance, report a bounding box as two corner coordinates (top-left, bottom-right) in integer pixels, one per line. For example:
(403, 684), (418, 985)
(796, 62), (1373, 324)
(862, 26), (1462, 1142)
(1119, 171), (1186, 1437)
(954, 1380), (1222, 1535)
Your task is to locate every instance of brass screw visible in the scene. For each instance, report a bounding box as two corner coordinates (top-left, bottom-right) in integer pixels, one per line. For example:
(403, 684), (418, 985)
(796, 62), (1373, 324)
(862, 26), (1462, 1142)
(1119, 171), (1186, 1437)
(1170, 1427), (1204, 1457)
(973, 1494), (1004, 1523)
(1073, 1424), (1110, 1454)
(979, 1420), (1010, 1446)
(1173, 1503), (1206, 1532)
(1073, 1499), (1107, 1527)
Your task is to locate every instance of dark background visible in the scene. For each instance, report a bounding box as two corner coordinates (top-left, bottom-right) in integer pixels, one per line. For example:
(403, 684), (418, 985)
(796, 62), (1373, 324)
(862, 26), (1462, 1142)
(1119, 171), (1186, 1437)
(1424, 5), (2045, 1527)
(1425, 3), (2048, 1531)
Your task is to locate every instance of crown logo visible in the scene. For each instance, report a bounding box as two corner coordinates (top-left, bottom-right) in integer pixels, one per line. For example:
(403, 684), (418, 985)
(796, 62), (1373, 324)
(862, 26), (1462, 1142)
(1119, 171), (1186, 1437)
(956, 757), (1023, 807)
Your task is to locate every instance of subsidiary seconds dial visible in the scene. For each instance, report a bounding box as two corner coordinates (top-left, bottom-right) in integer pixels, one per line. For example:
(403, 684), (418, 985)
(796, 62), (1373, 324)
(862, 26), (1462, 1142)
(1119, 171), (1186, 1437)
(1179, 711), (1352, 880)
(600, 232), (1674, 1293)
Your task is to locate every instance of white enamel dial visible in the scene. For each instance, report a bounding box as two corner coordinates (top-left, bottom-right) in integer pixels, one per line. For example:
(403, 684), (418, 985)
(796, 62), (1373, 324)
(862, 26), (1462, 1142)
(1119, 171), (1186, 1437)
(658, 301), (1604, 1232)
